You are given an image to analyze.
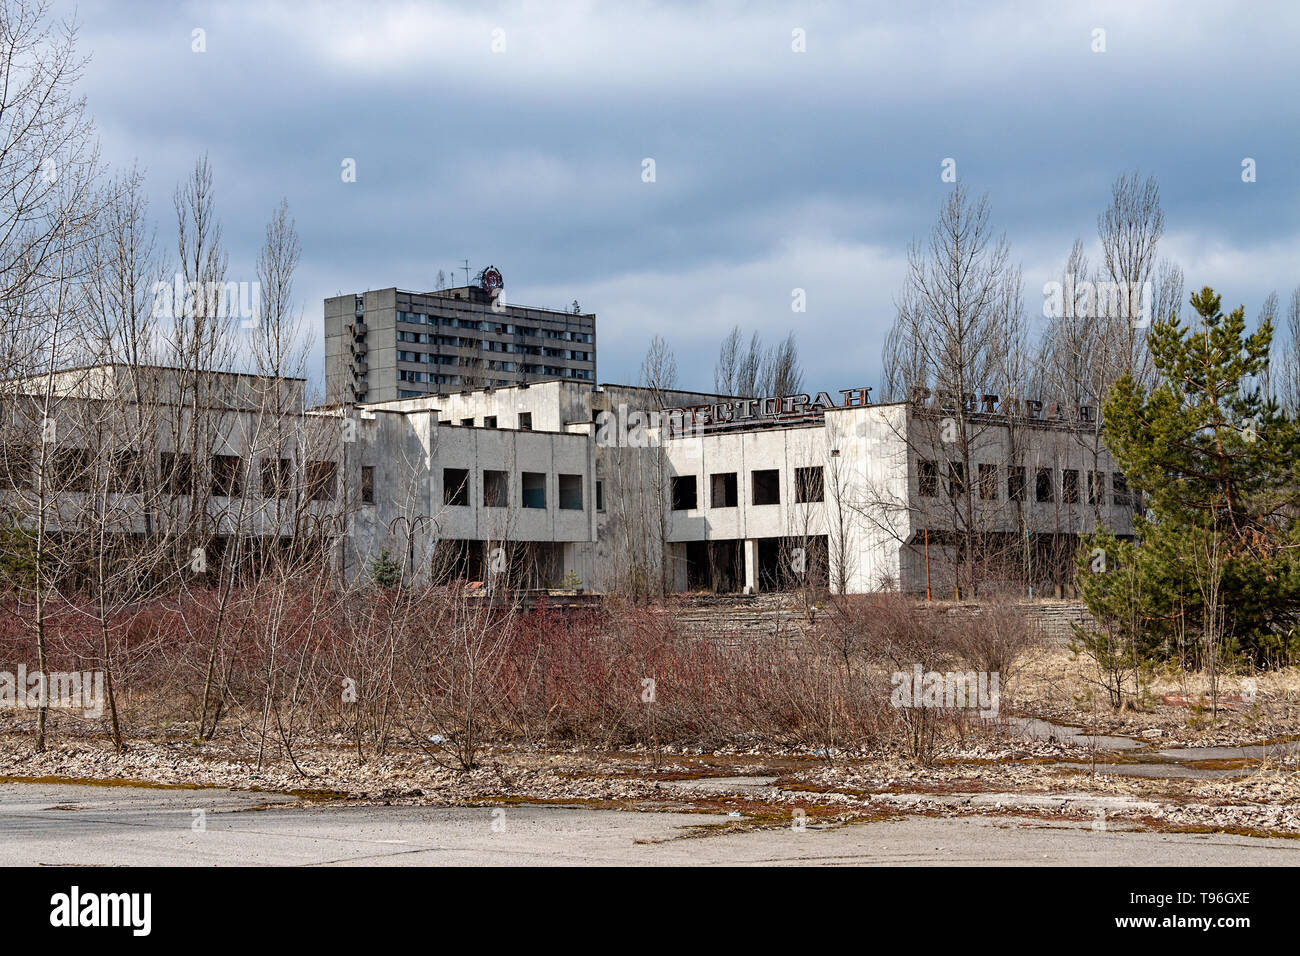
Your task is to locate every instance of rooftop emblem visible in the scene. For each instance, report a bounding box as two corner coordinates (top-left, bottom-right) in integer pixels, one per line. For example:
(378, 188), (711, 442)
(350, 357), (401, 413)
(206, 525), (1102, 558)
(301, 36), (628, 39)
(479, 265), (504, 298)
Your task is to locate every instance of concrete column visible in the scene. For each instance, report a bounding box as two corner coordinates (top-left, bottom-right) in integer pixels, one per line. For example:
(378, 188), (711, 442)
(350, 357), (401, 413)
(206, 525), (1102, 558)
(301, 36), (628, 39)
(743, 538), (759, 594)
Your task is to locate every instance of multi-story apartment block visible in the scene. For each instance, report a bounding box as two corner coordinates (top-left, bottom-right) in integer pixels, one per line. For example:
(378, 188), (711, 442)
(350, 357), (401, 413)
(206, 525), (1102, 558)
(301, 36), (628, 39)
(324, 269), (596, 404)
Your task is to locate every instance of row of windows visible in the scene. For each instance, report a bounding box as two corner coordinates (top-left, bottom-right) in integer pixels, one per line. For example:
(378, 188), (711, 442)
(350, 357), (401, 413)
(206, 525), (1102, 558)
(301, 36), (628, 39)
(440, 468), (596, 512)
(174, 453), (347, 502)
(669, 467), (824, 512)
(396, 377), (518, 395)
(398, 367), (591, 385)
(398, 385), (522, 397)
(398, 351), (462, 366)
(518, 366), (591, 380)
(394, 332), (593, 362)
(398, 353), (542, 377)
(395, 311), (592, 342)
(1, 451), (612, 516)
(397, 311), (485, 330)
(439, 412), (527, 430)
(917, 460), (1134, 506)
(0, 449), (346, 502)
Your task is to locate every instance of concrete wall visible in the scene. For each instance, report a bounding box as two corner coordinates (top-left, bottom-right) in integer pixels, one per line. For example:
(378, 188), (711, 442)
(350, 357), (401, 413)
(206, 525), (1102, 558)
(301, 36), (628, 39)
(324, 286), (597, 405)
(6, 369), (1139, 596)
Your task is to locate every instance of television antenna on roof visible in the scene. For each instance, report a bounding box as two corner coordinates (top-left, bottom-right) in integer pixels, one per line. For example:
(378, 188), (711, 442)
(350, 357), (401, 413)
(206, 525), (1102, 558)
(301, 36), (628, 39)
(461, 259), (471, 287)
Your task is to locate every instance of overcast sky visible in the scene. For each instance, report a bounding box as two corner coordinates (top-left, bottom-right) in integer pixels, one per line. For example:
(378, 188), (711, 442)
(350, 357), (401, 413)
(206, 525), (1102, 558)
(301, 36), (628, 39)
(73, 0), (1300, 395)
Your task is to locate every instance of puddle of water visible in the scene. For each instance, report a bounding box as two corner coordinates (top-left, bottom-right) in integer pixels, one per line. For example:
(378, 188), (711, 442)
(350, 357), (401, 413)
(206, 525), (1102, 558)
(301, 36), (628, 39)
(1008, 717), (1143, 751)
(1055, 762), (1237, 780)
(661, 776), (779, 792)
(1011, 718), (1294, 779)
(1155, 741), (1300, 762)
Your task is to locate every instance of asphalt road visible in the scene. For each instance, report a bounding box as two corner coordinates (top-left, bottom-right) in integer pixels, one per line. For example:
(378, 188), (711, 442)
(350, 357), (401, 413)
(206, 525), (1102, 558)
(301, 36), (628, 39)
(2, 782), (1298, 866)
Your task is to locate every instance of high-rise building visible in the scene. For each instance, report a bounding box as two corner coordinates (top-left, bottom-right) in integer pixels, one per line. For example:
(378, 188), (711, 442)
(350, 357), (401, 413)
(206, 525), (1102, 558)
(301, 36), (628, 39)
(324, 268), (596, 404)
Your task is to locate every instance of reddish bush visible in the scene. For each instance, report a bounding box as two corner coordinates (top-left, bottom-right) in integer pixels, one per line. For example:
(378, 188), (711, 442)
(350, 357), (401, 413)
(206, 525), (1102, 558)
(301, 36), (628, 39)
(0, 586), (1032, 767)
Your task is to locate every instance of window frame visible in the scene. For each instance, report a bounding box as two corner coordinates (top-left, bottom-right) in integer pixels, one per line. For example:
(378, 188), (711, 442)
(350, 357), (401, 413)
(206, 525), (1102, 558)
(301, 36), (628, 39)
(918, 458), (939, 498)
(794, 466), (824, 503)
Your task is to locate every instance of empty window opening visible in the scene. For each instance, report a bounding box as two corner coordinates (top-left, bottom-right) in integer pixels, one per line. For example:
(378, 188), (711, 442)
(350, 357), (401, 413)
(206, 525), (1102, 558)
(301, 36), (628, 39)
(483, 469), (508, 507)
(672, 475), (698, 511)
(919, 459), (938, 498)
(522, 471), (546, 508)
(306, 461), (337, 501)
(558, 473), (583, 510)
(752, 469), (780, 506)
(1036, 467), (1054, 503)
(711, 472), (738, 508)
(443, 468), (470, 506)
(795, 466), (824, 503)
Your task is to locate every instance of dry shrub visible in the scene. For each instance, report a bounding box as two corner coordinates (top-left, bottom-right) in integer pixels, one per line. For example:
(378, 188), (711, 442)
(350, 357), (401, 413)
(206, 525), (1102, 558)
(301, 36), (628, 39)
(949, 596), (1033, 679)
(822, 593), (1019, 762)
(0, 586), (1037, 770)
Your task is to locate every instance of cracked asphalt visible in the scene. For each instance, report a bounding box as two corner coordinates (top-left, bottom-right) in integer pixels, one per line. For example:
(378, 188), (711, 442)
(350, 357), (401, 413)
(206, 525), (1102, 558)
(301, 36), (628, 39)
(3, 781), (1300, 865)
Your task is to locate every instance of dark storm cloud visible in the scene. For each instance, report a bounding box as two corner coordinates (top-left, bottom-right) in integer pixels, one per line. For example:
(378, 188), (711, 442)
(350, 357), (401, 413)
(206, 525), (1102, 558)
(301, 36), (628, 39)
(73, 0), (1300, 394)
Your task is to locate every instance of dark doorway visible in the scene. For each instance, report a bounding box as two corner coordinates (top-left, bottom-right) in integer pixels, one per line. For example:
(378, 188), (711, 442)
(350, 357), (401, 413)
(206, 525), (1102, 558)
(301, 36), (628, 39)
(757, 537), (784, 590)
(709, 540), (743, 592)
(685, 540), (744, 592)
(685, 541), (709, 589)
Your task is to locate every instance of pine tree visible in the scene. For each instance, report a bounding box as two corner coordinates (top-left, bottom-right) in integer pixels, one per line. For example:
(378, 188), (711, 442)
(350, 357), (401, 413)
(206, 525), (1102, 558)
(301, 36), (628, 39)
(1083, 286), (1300, 668)
(368, 548), (404, 588)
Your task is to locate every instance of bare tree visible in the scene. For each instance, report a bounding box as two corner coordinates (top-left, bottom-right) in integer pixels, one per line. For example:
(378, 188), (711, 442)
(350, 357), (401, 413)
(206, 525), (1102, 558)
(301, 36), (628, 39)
(763, 331), (803, 396)
(878, 184), (1023, 595)
(0, 0), (99, 349)
(55, 169), (174, 751)
(715, 325), (741, 394)
(736, 331), (763, 397)
(715, 326), (803, 398)
(0, 0), (106, 748)
(640, 334), (677, 399)
(1277, 287), (1300, 414)
(783, 431), (828, 615)
(636, 336), (678, 594)
(249, 198), (311, 547)
(822, 420), (856, 595)
(1036, 176), (1173, 577)
(1191, 519), (1226, 717)
(162, 155), (247, 740)
(1097, 171), (1164, 387)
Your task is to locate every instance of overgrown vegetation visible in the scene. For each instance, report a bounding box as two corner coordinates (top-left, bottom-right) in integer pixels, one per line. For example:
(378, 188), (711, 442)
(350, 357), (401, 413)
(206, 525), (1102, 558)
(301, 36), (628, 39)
(1076, 287), (1300, 707)
(0, 589), (1029, 769)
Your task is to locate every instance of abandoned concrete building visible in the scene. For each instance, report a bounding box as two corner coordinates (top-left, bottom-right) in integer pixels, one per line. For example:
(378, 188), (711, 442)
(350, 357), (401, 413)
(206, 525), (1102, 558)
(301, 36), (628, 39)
(337, 379), (1136, 595)
(324, 271), (597, 405)
(2, 360), (1136, 596)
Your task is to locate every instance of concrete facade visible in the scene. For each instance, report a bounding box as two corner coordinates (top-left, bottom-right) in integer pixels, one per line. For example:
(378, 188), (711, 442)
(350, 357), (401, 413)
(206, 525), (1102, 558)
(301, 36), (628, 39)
(324, 283), (596, 405)
(7, 367), (1136, 596)
(342, 380), (1135, 595)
